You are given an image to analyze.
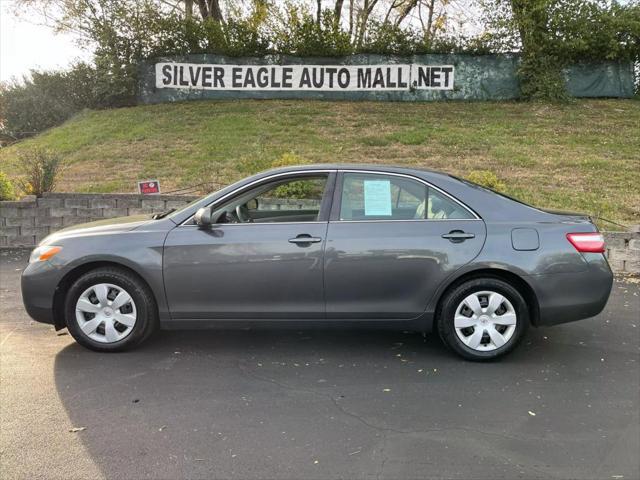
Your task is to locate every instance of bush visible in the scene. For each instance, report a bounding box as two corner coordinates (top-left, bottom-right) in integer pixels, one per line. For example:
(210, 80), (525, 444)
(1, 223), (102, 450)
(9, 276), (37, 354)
(16, 149), (64, 197)
(466, 170), (506, 192)
(0, 63), (99, 140)
(270, 152), (310, 169)
(270, 153), (316, 199)
(359, 22), (420, 56)
(481, 0), (640, 100)
(0, 172), (16, 201)
(271, 8), (352, 57)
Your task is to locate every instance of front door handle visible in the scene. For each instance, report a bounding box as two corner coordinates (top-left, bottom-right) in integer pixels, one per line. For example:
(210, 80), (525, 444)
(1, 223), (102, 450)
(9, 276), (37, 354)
(289, 235), (322, 244)
(442, 230), (475, 243)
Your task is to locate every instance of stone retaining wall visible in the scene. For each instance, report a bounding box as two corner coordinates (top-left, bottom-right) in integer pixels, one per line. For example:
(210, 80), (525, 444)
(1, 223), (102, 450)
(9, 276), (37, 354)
(1, 192), (638, 274)
(0, 192), (198, 247)
(604, 231), (640, 274)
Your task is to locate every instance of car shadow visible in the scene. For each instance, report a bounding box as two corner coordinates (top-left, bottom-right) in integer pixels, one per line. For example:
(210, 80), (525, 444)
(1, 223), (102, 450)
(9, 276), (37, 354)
(51, 326), (591, 479)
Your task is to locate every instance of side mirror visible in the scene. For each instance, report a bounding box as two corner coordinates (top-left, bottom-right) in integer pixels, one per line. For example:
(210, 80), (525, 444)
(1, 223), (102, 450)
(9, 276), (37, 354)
(194, 207), (213, 227)
(246, 198), (259, 211)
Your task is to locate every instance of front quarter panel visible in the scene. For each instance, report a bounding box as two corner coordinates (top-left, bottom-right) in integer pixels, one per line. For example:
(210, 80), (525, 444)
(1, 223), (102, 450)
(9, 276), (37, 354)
(21, 219), (173, 327)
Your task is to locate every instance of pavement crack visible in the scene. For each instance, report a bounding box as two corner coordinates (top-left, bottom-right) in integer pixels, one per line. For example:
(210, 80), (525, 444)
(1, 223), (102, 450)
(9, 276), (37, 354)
(327, 395), (406, 434)
(375, 431), (388, 480)
(237, 362), (530, 445)
(237, 360), (405, 434)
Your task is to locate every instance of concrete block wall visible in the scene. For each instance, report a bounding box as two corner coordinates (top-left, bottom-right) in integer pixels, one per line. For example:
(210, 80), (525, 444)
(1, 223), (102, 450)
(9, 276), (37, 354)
(1, 192), (639, 274)
(0, 192), (198, 247)
(604, 231), (640, 274)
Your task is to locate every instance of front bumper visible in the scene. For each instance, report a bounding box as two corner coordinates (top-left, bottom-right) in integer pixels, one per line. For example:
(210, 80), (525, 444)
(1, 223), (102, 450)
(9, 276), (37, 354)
(21, 261), (61, 326)
(529, 253), (613, 326)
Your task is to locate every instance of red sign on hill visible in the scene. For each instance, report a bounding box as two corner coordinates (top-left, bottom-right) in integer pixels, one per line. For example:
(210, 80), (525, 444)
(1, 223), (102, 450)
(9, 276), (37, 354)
(138, 180), (161, 195)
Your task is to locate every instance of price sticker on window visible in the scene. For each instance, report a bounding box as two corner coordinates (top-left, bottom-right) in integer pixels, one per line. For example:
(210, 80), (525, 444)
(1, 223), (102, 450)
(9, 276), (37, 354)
(364, 180), (392, 216)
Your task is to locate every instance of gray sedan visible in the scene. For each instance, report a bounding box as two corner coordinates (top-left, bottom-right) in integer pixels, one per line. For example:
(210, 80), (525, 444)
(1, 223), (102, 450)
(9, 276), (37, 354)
(21, 165), (613, 360)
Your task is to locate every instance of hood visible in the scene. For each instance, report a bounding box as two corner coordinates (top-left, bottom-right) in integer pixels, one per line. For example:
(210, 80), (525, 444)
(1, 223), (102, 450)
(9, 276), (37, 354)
(41, 215), (154, 244)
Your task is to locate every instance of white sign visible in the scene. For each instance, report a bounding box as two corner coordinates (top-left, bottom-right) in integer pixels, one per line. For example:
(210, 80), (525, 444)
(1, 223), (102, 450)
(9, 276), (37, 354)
(364, 180), (392, 216)
(155, 63), (454, 91)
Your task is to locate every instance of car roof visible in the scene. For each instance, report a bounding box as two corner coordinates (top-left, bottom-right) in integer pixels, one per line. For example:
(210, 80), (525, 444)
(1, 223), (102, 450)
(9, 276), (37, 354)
(263, 163), (442, 176)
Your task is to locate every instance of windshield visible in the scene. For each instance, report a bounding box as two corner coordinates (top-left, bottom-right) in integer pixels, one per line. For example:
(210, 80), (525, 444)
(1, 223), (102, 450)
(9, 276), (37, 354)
(165, 179), (239, 220)
(164, 196), (205, 219)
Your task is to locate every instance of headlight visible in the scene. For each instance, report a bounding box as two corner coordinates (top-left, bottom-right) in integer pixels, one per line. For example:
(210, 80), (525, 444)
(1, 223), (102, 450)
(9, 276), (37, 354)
(29, 245), (62, 263)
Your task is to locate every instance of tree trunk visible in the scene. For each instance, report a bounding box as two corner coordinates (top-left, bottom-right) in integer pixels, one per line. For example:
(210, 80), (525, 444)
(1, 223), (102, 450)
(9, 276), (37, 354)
(356, 0), (380, 47)
(317, 0), (322, 24)
(209, 0), (224, 23)
(425, 0), (435, 39)
(383, 1), (398, 24)
(196, 0), (223, 22)
(185, 0), (193, 19)
(334, 0), (345, 29)
(395, 0), (419, 27)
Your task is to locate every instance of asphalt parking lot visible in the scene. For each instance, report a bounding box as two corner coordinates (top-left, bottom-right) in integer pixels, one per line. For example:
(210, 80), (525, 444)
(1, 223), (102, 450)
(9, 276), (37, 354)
(1, 249), (638, 480)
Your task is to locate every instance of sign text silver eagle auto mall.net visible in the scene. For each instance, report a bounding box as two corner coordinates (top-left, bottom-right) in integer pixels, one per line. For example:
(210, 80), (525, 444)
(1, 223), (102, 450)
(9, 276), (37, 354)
(156, 63), (455, 91)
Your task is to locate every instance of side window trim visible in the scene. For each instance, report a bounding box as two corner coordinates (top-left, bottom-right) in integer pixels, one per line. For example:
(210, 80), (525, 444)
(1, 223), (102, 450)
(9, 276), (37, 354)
(330, 170), (480, 222)
(180, 170), (336, 226)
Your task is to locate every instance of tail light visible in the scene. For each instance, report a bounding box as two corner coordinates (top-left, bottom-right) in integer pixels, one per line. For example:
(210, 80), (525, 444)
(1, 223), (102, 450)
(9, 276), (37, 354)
(566, 233), (605, 253)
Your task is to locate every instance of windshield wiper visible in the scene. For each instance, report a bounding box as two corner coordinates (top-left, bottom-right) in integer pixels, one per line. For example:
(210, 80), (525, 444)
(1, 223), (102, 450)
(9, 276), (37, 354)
(152, 208), (176, 220)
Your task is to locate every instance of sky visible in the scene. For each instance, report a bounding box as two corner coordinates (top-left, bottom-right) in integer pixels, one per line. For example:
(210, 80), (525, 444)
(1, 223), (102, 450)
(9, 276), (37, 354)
(0, 0), (88, 83)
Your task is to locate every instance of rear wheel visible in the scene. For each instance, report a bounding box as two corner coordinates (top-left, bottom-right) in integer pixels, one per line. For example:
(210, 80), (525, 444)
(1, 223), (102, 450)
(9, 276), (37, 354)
(65, 267), (158, 352)
(437, 277), (529, 361)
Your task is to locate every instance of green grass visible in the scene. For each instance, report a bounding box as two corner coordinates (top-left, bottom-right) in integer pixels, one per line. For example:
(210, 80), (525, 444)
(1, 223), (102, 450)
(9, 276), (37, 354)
(1, 99), (639, 225)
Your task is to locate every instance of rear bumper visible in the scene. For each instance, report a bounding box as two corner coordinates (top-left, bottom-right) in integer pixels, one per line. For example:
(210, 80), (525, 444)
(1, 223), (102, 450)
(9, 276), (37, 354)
(529, 253), (613, 326)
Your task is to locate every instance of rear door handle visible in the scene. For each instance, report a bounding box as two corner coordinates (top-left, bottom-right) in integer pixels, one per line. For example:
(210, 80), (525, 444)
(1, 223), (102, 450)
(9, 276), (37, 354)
(442, 231), (475, 242)
(289, 235), (322, 244)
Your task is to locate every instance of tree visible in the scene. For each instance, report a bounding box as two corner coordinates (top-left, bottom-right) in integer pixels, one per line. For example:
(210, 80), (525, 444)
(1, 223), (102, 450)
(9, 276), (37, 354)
(481, 0), (640, 100)
(195, 0), (224, 22)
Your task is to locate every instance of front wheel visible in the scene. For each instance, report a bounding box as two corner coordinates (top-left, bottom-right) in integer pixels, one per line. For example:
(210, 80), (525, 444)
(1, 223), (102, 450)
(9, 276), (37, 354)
(437, 277), (529, 361)
(64, 267), (158, 352)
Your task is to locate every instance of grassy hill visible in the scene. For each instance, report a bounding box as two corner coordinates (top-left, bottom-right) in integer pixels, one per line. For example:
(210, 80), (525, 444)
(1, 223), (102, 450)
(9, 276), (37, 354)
(1, 99), (639, 225)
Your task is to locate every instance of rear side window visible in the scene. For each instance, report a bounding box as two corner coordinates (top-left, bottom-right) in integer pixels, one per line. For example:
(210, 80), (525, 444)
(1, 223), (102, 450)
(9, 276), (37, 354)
(339, 173), (474, 221)
(426, 189), (475, 220)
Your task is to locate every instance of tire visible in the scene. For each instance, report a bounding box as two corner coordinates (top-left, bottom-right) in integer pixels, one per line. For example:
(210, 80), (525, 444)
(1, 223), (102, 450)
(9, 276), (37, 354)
(64, 267), (158, 352)
(437, 277), (529, 361)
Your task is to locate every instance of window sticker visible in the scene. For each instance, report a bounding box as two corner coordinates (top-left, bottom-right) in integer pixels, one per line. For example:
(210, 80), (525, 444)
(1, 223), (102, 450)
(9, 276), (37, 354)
(364, 180), (392, 216)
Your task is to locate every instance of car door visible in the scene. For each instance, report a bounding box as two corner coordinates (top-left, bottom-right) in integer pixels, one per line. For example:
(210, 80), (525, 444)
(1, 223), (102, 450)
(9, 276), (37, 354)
(324, 171), (486, 320)
(163, 171), (336, 321)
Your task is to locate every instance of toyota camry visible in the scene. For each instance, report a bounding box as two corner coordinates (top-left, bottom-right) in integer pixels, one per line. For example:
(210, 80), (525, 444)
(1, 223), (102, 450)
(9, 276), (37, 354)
(21, 165), (613, 360)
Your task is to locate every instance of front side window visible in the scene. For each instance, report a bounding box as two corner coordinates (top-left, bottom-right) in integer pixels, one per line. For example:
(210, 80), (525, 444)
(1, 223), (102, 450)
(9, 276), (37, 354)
(339, 173), (473, 221)
(213, 175), (328, 223)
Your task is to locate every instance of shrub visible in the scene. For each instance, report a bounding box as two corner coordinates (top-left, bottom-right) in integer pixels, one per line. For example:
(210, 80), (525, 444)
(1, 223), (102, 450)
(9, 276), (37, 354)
(271, 153), (318, 199)
(0, 172), (16, 201)
(270, 152), (309, 168)
(359, 22), (420, 56)
(0, 63), (99, 140)
(466, 170), (507, 192)
(16, 149), (64, 197)
(271, 8), (352, 57)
